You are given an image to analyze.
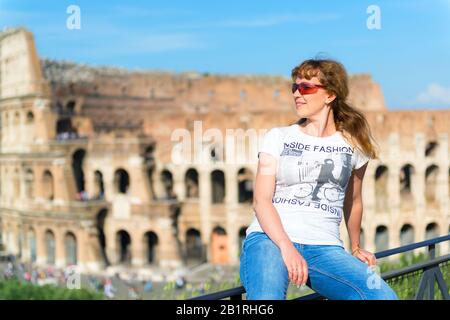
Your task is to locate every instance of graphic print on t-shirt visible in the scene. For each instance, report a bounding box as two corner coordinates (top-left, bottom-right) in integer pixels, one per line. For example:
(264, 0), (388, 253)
(273, 139), (354, 219)
(296, 152), (352, 203)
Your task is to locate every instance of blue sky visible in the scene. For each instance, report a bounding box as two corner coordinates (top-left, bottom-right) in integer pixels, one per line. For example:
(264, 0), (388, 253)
(1, 0), (450, 110)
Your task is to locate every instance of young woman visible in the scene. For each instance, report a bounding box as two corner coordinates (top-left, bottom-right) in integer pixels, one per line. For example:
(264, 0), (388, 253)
(239, 58), (398, 300)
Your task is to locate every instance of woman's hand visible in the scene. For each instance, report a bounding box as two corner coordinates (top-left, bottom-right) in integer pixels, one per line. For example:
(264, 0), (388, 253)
(352, 246), (377, 266)
(279, 242), (308, 287)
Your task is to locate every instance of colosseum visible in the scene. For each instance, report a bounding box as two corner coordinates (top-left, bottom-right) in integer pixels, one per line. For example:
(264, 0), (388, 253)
(0, 28), (448, 273)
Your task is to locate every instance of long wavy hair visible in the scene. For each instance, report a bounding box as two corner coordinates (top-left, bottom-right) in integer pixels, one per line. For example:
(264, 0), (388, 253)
(291, 58), (379, 160)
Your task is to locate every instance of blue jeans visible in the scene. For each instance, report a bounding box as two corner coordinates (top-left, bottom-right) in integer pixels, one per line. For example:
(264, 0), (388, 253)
(239, 232), (399, 300)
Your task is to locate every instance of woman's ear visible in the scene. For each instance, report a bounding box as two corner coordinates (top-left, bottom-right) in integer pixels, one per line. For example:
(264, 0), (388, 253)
(326, 93), (337, 104)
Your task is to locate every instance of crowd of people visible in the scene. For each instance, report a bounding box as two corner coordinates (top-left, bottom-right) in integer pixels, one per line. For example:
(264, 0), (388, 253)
(0, 257), (197, 299)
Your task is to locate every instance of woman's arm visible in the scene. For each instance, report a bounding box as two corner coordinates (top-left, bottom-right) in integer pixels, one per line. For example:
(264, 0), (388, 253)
(343, 162), (376, 265)
(253, 152), (308, 286)
(253, 153), (291, 249)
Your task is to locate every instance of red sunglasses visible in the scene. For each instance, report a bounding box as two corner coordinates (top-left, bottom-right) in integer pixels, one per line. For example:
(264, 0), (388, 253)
(291, 82), (326, 95)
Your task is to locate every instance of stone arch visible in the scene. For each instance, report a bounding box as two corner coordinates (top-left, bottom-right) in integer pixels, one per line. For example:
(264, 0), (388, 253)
(400, 224), (415, 245)
(425, 222), (439, 240)
(96, 208), (110, 266)
(72, 149), (86, 199)
(374, 165), (388, 213)
(211, 226), (228, 264)
(116, 230), (132, 264)
(425, 165), (439, 205)
(185, 168), (199, 198)
(400, 164), (415, 210)
(375, 225), (389, 252)
(64, 232), (77, 266)
(143, 231), (159, 264)
(42, 170), (54, 200)
(26, 111), (34, 124)
(45, 229), (56, 265)
(237, 168), (254, 204)
(185, 228), (203, 264)
(160, 169), (175, 199)
(114, 168), (130, 194)
(93, 170), (105, 200)
(211, 170), (225, 203)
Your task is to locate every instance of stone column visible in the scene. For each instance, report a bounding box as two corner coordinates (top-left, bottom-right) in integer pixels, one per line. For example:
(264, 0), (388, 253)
(173, 168), (186, 201)
(225, 166), (239, 264)
(199, 168), (212, 261)
(35, 227), (46, 266)
(131, 232), (145, 267)
(414, 133), (426, 212)
(157, 217), (182, 268)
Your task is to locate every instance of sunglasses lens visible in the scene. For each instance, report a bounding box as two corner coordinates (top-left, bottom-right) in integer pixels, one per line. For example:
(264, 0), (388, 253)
(301, 84), (317, 95)
(292, 83), (321, 94)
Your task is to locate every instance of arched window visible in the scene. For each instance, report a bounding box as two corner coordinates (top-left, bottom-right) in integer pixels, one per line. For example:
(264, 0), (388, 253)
(72, 149), (86, 199)
(94, 170), (105, 200)
(400, 164), (415, 210)
(45, 230), (56, 265)
(116, 230), (132, 264)
(144, 231), (159, 264)
(160, 170), (174, 199)
(211, 170), (225, 203)
(375, 166), (388, 213)
(425, 165), (439, 205)
(64, 232), (77, 265)
(425, 222), (439, 240)
(114, 169), (130, 194)
(375, 225), (389, 252)
(28, 228), (37, 263)
(400, 224), (414, 245)
(237, 168), (254, 203)
(185, 168), (199, 198)
(186, 228), (202, 263)
(43, 170), (54, 200)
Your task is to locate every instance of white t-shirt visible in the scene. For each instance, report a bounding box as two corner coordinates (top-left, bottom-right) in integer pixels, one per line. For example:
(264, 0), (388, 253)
(246, 124), (370, 247)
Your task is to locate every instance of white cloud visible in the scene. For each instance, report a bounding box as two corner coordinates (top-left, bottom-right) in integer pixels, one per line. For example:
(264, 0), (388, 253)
(417, 83), (450, 104)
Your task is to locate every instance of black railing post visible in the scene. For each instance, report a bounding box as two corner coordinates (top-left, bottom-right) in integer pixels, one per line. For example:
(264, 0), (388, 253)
(428, 244), (435, 300)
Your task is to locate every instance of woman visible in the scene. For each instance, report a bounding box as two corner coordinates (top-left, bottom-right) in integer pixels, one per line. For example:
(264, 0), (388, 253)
(239, 58), (398, 300)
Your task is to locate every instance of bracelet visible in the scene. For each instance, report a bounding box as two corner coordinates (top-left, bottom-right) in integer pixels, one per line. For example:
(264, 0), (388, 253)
(352, 247), (361, 255)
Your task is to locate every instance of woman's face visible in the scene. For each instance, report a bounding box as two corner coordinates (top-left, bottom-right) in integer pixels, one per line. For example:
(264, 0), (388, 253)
(292, 76), (334, 118)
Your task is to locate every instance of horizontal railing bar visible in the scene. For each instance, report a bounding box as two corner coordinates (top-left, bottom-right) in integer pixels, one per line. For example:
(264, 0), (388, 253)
(381, 254), (450, 280)
(189, 287), (246, 300)
(375, 234), (450, 258)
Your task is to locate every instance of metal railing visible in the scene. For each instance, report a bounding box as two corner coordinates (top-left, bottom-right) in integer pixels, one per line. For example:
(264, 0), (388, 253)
(190, 234), (450, 300)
